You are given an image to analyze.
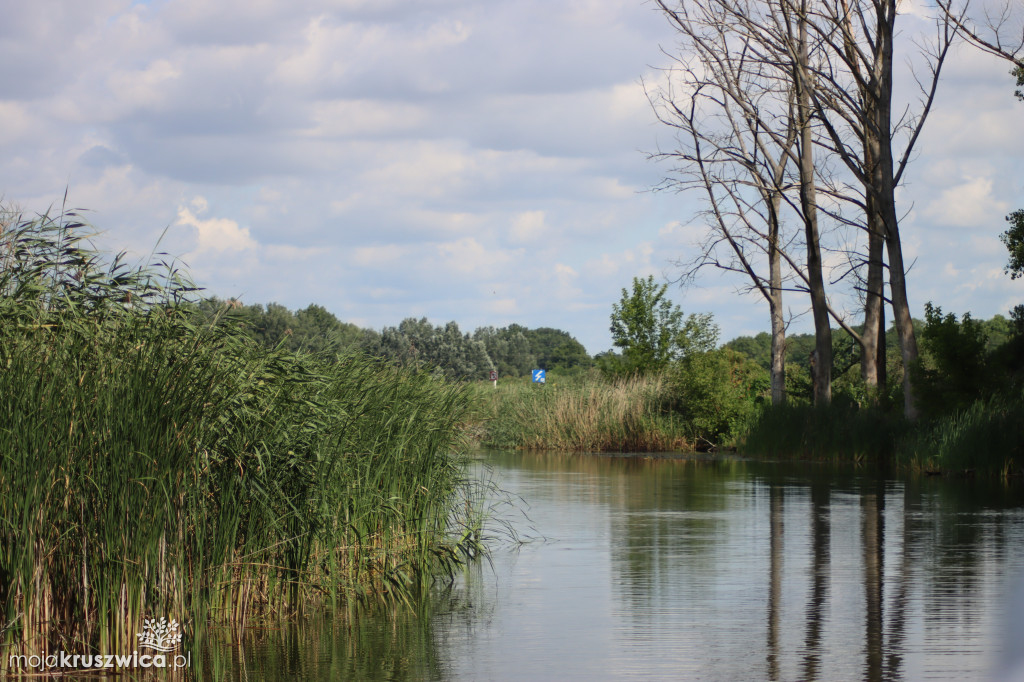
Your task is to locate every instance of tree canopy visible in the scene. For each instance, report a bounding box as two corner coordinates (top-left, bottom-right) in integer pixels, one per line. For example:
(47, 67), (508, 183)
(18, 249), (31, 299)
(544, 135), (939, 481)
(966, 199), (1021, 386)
(1002, 210), (1024, 280)
(609, 275), (717, 374)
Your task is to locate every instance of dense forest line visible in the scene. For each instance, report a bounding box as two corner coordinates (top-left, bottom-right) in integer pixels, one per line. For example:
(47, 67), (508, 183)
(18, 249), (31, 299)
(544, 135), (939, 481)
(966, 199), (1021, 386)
(194, 298), (592, 380)
(197, 294), (1024, 428)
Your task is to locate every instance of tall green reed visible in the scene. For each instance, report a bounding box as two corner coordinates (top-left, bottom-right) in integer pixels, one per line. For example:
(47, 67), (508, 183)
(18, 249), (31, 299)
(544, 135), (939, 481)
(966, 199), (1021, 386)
(0, 207), (478, 668)
(736, 403), (904, 461)
(896, 390), (1024, 474)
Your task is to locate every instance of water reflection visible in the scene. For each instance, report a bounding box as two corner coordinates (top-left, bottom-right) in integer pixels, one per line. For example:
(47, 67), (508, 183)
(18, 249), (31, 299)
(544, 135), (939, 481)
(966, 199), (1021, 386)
(767, 484), (783, 680)
(202, 452), (1024, 681)
(195, 602), (454, 682)
(475, 452), (1024, 681)
(803, 479), (829, 681)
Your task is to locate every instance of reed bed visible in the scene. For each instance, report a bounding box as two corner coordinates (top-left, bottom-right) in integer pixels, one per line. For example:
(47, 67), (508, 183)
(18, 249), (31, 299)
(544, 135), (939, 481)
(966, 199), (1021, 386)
(736, 403), (905, 461)
(477, 375), (688, 452)
(896, 390), (1024, 474)
(0, 208), (480, 670)
(738, 395), (1024, 474)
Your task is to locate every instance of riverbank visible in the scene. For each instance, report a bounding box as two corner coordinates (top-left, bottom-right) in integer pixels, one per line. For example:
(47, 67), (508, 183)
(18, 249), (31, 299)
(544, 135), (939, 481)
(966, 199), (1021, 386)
(0, 211), (480, 669)
(737, 395), (1024, 475)
(471, 373), (1024, 477)
(470, 374), (691, 452)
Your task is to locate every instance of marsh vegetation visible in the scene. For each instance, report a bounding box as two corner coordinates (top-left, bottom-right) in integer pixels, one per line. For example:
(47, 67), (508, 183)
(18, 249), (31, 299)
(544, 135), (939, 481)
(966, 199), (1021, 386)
(0, 208), (482, 670)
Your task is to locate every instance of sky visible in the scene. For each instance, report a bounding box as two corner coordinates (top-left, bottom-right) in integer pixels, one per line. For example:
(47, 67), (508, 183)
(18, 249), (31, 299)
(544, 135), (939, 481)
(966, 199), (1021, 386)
(1, 0), (1021, 354)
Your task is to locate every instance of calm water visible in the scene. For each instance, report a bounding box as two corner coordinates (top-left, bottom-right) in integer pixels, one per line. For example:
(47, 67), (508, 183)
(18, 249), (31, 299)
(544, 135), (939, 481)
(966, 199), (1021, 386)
(205, 452), (1024, 681)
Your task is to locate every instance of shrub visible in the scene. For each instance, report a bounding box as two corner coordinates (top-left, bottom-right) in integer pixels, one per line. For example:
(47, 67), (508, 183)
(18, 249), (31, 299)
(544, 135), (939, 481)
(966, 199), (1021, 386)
(665, 348), (768, 443)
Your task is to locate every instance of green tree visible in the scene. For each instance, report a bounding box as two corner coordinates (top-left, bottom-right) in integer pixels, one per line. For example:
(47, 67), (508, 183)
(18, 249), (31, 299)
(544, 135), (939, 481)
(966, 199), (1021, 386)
(912, 303), (990, 417)
(1002, 209), (1024, 279)
(473, 325), (535, 377)
(377, 317), (493, 380)
(521, 327), (592, 372)
(724, 333), (773, 371)
(292, 304), (363, 353)
(609, 275), (717, 375)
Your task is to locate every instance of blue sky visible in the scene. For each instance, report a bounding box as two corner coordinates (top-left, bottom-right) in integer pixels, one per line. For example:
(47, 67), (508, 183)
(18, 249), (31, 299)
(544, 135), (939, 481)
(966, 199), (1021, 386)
(1, 0), (1021, 353)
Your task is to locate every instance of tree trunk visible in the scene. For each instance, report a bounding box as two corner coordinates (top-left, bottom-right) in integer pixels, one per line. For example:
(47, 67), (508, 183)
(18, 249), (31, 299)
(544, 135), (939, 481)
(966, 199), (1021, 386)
(877, 296), (886, 394)
(884, 203), (919, 420)
(861, 199), (885, 394)
(871, 0), (919, 420)
(796, 2), (832, 406)
(769, 194), (787, 405)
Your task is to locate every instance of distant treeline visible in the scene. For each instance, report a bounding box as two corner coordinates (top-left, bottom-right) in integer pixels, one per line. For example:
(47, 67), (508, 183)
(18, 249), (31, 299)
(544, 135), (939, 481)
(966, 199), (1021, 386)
(198, 298), (1024, 403)
(195, 298), (593, 381)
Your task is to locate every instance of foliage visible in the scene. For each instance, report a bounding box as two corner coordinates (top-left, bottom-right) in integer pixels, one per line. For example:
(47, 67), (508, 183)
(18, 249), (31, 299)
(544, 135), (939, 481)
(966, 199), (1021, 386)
(366, 317), (493, 381)
(608, 275), (717, 375)
(199, 298), (594, 381)
(980, 313), (1014, 351)
(196, 298), (369, 355)
(738, 403), (905, 461)
(594, 349), (630, 376)
(0, 207), (480, 665)
(473, 325), (535, 377)
(1015, 64), (1024, 101)
(665, 348), (768, 443)
(912, 303), (991, 418)
(725, 329), (865, 405)
(1002, 209), (1024, 279)
(897, 390), (1024, 474)
(609, 275), (683, 373)
(723, 332), (773, 370)
(520, 326), (593, 372)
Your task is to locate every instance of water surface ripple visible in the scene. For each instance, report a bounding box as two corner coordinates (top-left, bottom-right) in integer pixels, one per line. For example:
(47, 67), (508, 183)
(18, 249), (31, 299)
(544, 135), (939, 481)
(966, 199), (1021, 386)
(217, 452), (1024, 681)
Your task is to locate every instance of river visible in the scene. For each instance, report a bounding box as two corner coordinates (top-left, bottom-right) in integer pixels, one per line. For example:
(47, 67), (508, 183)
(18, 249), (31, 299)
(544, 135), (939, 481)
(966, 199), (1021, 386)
(204, 451), (1024, 681)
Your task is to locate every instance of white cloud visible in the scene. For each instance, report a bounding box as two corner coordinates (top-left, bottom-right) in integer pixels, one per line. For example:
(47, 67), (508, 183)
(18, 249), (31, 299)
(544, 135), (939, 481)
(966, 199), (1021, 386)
(92, 59), (184, 123)
(305, 99), (426, 138)
(350, 243), (413, 267)
(0, 103), (35, 146)
(0, 0), (1019, 354)
(435, 237), (520, 274)
(510, 211), (547, 243)
(923, 176), (1009, 228)
(176, 199), (258, 253)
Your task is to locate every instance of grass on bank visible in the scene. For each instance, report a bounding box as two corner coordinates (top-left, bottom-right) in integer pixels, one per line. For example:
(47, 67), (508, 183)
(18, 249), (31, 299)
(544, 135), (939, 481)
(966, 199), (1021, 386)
(736, 393), (1024, 475)
(736, 403), (907, 462)
(472, 374), (690, 452)
(896, 390), (1024, 474)
(469, 356), (1024, 476)
(0, 208), (482, 668)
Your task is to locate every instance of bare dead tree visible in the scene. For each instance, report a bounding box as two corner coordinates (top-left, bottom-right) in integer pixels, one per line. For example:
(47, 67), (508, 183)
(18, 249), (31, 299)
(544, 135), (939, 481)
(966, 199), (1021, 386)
(653, 0), (892, 408)
(653, 0), (956, 418)
(718, 0), (955, 418)
(802, 0), (956, 419)
(934, 0), (1024, 67)
(789, 0), (834, 405)
(650, 0), (800, 405)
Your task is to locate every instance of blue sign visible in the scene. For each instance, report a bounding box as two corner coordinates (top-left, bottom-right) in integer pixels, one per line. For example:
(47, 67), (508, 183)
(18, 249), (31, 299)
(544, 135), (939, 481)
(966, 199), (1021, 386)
(532, 369), (546, 384)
